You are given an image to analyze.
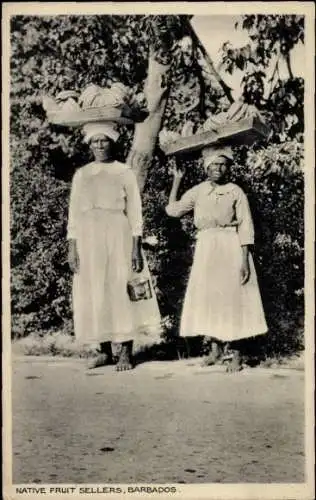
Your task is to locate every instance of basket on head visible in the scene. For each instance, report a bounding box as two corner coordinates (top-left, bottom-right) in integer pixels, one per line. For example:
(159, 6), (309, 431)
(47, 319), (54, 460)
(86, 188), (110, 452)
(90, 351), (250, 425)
(43, 83), (149, 128)
(46, 106), (135, 127)
(159, 102), (270, 156)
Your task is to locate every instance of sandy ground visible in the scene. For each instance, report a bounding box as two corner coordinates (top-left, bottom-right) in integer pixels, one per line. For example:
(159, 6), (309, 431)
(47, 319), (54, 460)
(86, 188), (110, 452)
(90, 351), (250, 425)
(12, 357), (305, 484)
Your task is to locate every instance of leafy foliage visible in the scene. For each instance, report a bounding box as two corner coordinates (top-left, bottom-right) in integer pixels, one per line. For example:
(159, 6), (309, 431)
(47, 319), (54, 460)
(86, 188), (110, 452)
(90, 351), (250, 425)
(10, 15), (304, 357)
(230, 140), (304, 355)
(219, 15), (304, 127)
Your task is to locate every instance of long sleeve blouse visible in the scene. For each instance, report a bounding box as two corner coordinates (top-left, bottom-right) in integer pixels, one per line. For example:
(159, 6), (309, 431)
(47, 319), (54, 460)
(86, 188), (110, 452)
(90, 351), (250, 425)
(67, 161), (143, 239)
(166, 181), (254, 246)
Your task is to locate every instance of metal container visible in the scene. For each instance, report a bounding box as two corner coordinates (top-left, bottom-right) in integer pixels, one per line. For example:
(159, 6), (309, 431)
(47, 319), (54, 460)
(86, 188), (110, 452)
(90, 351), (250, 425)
(127, 275), (153, 302)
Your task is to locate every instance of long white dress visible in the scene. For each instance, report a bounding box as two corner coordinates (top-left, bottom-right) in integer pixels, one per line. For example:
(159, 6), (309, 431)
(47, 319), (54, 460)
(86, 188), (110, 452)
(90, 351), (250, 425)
(166, 181), (268, 342)
(67, 161), (161, 345)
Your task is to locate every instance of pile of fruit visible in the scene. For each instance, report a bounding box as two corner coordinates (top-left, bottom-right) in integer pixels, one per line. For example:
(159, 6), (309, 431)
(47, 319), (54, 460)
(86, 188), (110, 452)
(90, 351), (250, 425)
(159, 101), (265, 149)
(198, 101), (264, 133)
(42, 83), (148, 123)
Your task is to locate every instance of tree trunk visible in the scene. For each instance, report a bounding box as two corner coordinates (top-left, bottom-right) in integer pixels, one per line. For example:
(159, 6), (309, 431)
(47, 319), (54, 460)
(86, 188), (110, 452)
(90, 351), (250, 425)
(127, 17), (233, 194)
(127, 50), (171, 194)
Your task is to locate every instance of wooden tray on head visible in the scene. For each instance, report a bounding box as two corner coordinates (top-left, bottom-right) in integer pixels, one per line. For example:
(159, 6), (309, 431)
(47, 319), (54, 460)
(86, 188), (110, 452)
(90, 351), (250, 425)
(161, 117), (270, 156)
(47, 106), (135, 127)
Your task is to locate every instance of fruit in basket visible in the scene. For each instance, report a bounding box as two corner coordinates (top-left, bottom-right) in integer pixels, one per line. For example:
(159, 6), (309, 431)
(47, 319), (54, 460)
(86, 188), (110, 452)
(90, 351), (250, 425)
(55, 90), (79, 103)
(202, 113), (226, 132)
(88, 93), (109, 109)
(60, 98), (80, 113)
(110, 82), (131, 103)
(78, 83), (130, 110)
(79, 84), (102, 108)
(181, 120), (195, 137)
(90, 91), (123, 109)
(44, 81), (152, 124)
(201, 101), (264, 134)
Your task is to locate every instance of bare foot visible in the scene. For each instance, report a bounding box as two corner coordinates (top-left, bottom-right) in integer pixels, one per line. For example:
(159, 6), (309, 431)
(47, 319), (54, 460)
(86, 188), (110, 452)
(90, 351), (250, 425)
(201, 341), (222, 366)
(87, 353), (112, 370)
(226, 350), (243, 373)
(115, 342), (134, 372)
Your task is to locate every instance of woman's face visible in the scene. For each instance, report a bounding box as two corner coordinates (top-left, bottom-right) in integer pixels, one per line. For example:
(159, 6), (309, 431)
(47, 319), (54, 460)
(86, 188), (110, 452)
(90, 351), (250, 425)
(90, 134), (112, 162)
(205, 156), (229, 183)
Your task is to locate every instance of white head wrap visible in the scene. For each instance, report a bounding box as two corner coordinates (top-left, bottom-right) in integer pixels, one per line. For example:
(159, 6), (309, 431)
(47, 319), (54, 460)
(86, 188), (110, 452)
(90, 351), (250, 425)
(82, 121), (119, 143)
(202, 146), (234, 169)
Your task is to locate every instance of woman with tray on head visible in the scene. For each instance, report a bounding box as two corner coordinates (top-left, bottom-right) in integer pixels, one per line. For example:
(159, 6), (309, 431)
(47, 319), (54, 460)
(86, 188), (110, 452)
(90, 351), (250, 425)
(67, 119), (161, 371)
(165, 145), (268, 372)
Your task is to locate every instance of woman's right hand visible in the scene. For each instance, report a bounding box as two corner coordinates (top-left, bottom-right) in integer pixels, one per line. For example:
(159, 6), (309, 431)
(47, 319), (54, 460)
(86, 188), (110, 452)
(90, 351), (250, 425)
(68, 239), (79, 273)
(170, 166), (185, 182)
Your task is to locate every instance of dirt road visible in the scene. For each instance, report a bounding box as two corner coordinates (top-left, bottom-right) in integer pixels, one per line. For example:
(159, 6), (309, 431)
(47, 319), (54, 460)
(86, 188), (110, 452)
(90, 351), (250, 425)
(12, 357), (304, 484)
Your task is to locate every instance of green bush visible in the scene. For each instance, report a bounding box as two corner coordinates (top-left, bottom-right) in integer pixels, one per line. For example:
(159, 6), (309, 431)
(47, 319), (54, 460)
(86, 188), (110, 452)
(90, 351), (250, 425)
(231, 140), (304, 355)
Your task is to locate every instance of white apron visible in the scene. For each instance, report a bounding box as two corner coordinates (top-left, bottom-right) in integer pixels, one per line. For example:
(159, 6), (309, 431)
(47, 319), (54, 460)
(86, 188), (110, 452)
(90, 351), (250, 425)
(180, 227), (268, 341)
(72, 208), (161, 345)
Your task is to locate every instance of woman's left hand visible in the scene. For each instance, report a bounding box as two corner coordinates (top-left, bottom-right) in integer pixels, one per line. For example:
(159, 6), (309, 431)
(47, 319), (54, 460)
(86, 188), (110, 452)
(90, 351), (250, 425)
(240, 259), (250, 285)
(132, 248), (144, 273)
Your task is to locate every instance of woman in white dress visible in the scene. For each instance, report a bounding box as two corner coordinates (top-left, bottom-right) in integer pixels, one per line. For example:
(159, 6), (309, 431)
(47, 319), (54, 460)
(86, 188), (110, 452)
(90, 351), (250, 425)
(67, 121), (161, 370)
(165, 146), (268, 371)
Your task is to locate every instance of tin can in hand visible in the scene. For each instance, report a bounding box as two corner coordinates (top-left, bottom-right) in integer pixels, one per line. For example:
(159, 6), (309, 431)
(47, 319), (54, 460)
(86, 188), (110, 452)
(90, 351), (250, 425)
(127, 275), (153, 302)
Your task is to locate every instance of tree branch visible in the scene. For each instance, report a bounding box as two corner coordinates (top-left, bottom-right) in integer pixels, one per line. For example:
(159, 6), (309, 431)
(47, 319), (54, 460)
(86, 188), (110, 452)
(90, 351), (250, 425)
(268, 45), (281, 96)
(285, 52), (294, 79)
(185, 20), (234, 104)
